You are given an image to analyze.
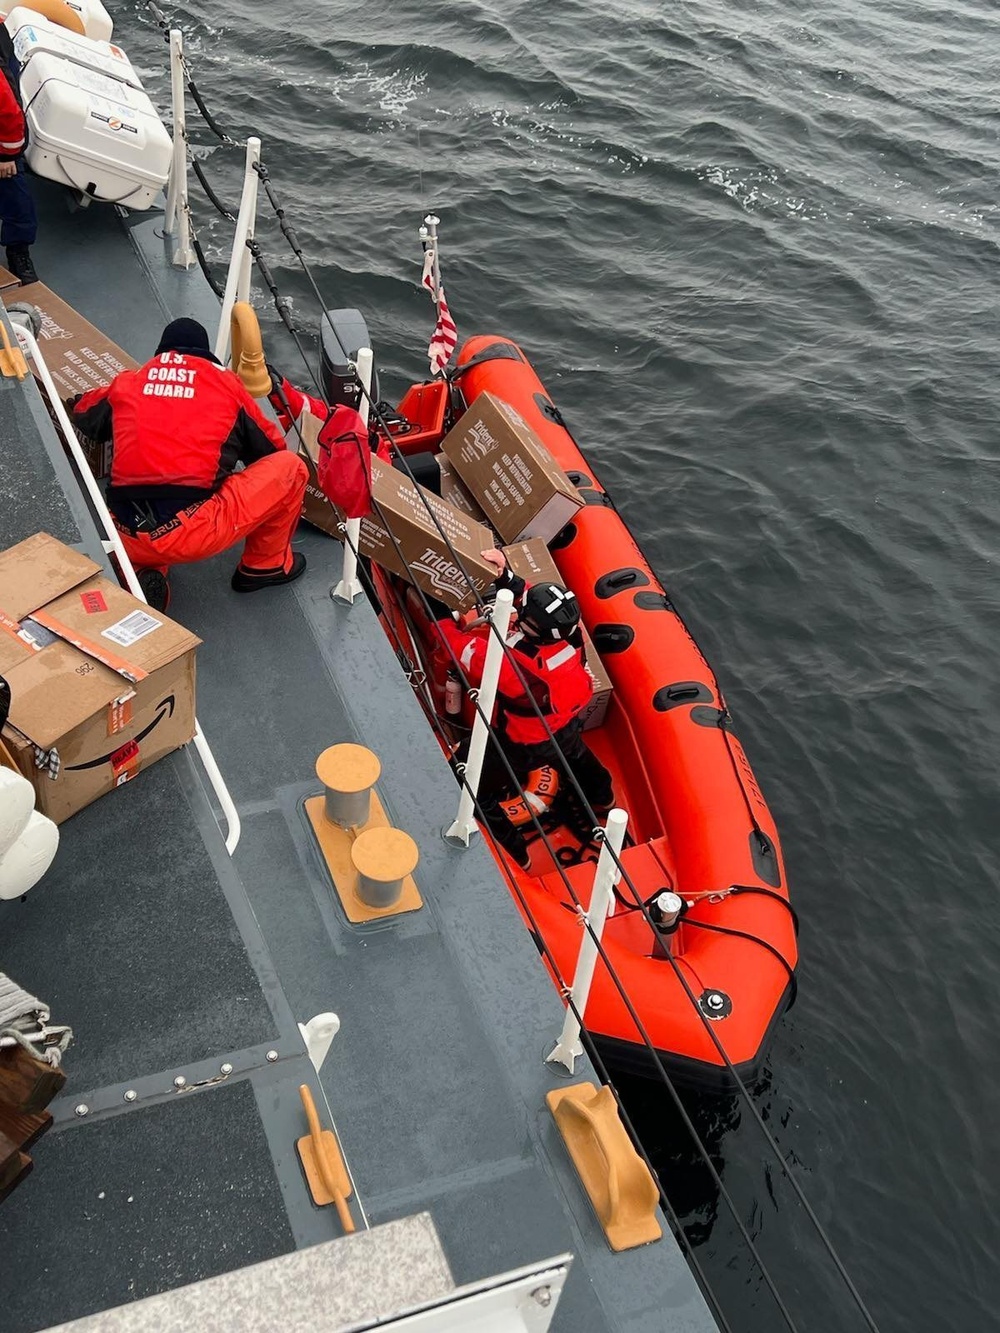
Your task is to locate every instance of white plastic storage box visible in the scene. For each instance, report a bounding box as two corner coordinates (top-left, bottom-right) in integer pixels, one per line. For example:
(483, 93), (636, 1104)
(17, 52), (171, 209)
(6, 8), (136, 86)
(0, 0), (113, 42)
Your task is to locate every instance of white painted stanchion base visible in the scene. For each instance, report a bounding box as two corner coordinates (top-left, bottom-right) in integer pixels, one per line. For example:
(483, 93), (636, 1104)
(331, 578), (363, 605)
(442, 819), (478, 848)
(545, 1036), (584, 1076)
(170, 244), (197, 270)
(298, 1013), (340, 1073)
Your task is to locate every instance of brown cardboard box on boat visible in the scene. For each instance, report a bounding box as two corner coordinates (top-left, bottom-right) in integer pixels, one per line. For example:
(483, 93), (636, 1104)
(2, 281), (139, 479)
(290, 414), (497, 613)
(0, 533), (200, 824)
(436, 452), (496, 532)
(440, 391), (584, 545)
(502, 538), (613, 731)
(358, 456), (498, 613)
(0, 265), (22, 292)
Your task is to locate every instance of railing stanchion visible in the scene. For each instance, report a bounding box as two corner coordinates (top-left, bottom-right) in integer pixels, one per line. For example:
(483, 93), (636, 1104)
(546, 808), (629, 1074)
(164, 29), (195, 268)
(214, 137), (261, 363)
(443, 588), (515, 848)
(332, 347), (373, 605)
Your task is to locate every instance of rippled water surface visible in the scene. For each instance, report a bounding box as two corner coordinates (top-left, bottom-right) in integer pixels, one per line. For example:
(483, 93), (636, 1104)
(127, 1), (1000, 1327)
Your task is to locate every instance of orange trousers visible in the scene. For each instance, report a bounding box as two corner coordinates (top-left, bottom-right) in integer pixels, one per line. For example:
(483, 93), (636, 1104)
(115, 452), (309, 575)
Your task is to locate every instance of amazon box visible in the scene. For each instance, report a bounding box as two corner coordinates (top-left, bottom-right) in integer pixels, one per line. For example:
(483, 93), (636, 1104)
(0, 532), (199, 823)
(502, 538), (613, 731)
(440, 391), (583, 544)
(2, 281), (138, 479)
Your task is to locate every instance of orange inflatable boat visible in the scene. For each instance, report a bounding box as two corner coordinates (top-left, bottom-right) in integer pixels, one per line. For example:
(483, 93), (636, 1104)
(374, 336), (798, 1089)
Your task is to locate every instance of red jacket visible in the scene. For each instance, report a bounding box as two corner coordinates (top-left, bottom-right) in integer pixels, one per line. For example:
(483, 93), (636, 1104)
(73, 351), (290, 517)
(0, 64), (26, 162)
(437, 617), (592, 745)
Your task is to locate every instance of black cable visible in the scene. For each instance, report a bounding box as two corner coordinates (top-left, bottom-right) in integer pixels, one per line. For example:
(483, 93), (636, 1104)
(681, 918), (798, 995)
(189, 227), (225, 299)
(191, 159), (236, 222)
(186, 78), (244, 147)
(245, 240), (324, 396)
(731, 884), (801, 935)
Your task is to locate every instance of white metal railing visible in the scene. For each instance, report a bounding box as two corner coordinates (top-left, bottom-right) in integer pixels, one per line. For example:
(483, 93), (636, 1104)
(163, 29), (196, 269)
(546, 808), (628, 1074)
(13, 324), (242, 856)
(443, 588), (515, 847)
(214, 137), (261, 363)
(331, 347), (373, 605)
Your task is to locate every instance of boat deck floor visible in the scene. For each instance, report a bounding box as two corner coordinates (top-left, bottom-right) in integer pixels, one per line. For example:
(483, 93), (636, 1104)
(0, 179), (717, 1332)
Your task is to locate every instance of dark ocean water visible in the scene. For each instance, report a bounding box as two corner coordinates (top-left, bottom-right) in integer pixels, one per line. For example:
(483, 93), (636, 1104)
(129, 1), (999, 1329)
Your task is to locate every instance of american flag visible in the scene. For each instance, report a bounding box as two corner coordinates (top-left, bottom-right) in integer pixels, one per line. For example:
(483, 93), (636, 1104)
(421, 243), (457, 376)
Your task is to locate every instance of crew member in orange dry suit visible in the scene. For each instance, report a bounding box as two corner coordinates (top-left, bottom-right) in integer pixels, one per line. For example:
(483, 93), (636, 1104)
(435, 551), (614, 868)
(70, 318), (326, 610)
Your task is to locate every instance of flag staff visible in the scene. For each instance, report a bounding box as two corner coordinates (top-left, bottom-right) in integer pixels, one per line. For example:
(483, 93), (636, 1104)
(421, 214), (442, 302)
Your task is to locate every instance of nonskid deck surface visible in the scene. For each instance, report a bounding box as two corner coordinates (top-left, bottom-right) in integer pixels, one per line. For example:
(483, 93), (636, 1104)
(0, 180), (717, 1332)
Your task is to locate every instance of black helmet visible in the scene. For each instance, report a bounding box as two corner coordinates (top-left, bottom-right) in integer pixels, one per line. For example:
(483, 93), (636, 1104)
(519, 582), (581, 641)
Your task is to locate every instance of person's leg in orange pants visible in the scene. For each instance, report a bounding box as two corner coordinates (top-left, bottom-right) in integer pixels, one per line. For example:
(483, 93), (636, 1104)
(117, 452), (309, 578)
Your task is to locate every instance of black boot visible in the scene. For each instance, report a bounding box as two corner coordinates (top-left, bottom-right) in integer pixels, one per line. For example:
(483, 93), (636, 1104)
(231, 551), (307, 593)
(137, 568), (171, 612)
(5, 246), (38, 285)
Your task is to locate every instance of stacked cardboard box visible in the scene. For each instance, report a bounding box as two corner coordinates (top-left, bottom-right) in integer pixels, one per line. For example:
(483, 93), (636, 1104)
(2, 281), (138, 479)
(502, 538), (613, 731)
(0, 533), (199, 823)
(440, 391), (583, 544)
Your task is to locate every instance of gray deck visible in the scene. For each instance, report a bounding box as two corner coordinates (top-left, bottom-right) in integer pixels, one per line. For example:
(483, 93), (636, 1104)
(0, 176), (717, 1332)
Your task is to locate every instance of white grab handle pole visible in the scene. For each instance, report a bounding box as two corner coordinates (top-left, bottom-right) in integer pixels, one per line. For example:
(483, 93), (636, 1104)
(444, 588), (515, 847)
(164, 30), (195, 268)
(546, 808), (629, 1074)
(332, 347), (373, 605)
(214, 137), (261, 364)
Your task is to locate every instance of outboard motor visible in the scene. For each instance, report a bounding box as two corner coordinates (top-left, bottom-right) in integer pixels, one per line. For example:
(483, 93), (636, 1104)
(320, 308), (379, 412)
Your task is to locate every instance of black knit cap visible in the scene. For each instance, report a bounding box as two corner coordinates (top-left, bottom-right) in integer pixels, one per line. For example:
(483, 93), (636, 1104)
(155, 317), (220, 363)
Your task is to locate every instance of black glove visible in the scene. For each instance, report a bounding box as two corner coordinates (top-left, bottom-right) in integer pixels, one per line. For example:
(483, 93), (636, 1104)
(64, 393), (83, 413)
(491, 565), (525, 601)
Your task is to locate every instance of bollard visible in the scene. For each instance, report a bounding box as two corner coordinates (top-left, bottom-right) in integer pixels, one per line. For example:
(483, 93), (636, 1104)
(351, 827), (419, 911)
(315, 744), (381, 829)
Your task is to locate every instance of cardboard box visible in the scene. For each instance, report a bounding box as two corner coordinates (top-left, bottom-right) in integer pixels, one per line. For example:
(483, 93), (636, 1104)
(2, 281), (138, 479)
(0, 265), (22, 292)
(359, 457), (498, 612)
(0, 532), (200, 823)
(502, 539), (613, 731)
(440, 391), (584, 544)
(290, 415), (496, 612)
(436, 452), (495, 532)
